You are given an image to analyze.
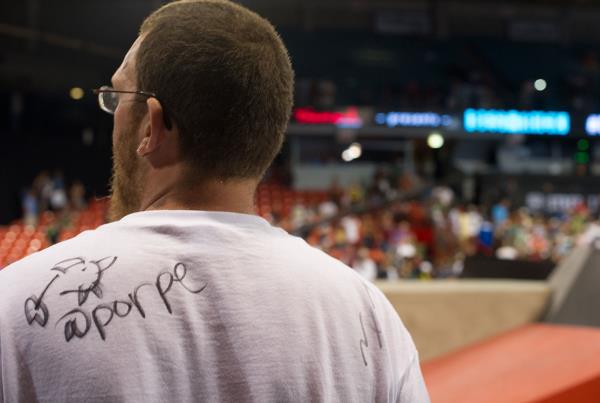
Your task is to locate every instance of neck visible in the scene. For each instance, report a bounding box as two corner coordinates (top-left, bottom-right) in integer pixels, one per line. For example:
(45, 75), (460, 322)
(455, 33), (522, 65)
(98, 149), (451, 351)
(139, 164), (258, 215)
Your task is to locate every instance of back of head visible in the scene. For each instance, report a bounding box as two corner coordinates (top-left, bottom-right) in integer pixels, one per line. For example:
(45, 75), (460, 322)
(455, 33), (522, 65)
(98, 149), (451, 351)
(137, 0), (294, 181)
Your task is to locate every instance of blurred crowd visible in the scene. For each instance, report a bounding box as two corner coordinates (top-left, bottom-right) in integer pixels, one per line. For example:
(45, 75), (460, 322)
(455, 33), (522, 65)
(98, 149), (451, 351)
(15, 168), (600, 281)
(266, 174), (598, 282)
(299, 47), (600, 113)
(21, 171), (88, 243)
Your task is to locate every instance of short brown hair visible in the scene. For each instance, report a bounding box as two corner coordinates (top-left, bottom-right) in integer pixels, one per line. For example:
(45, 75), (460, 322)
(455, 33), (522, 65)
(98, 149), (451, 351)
(137, 0), (294, 180)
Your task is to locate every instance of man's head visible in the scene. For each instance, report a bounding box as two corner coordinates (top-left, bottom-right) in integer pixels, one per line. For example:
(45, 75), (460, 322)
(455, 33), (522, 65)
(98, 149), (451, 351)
(109, 0), (294, 221)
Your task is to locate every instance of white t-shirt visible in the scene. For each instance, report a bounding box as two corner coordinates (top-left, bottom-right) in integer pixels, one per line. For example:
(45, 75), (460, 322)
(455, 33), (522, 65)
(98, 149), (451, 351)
(353, 258), (378, 282)
(0, 211), (429, 403)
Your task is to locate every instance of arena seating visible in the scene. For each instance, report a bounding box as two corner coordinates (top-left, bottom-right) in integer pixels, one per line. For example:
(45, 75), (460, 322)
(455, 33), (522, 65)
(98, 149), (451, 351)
(0, 185), (330, 269)
(255, 183), (329, 217)
(0, 199), (107, 268)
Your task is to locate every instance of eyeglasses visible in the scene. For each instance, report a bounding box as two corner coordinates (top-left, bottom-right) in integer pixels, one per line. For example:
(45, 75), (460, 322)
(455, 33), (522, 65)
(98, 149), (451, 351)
(92, 85), (172, 129)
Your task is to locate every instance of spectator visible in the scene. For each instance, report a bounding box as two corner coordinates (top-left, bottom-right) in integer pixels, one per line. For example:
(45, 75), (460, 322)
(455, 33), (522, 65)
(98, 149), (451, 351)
(69, 181), (87, 211)
(353, 247), (377, 281)
(21, 189), (38, 227)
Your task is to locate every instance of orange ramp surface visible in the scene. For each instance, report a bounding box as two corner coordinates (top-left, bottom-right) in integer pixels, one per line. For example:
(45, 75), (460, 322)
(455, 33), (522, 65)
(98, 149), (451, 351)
(422, 324), (600, 403)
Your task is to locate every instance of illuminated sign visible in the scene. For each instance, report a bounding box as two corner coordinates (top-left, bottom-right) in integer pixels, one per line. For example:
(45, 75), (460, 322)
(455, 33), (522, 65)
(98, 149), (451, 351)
(586, 114), (600, 135)
(374, 112), (453, 128)
(464, 109), (570, 135)
(526, 192), (599, 213)
(293, 107), (363, 128)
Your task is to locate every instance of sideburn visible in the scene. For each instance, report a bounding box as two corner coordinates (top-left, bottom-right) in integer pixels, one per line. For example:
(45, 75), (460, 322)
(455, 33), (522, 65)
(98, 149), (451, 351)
(108, 117), (146, 222)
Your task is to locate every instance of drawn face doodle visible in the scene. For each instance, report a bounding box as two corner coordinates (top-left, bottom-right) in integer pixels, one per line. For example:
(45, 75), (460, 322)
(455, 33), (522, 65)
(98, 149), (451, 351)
(52, 256), (118, 305)
(24, 256), (118, 328)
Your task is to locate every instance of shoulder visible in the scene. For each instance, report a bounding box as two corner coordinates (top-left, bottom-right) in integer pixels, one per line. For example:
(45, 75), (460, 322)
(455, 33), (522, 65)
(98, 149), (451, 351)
(0, 223), (118, 305)
(0, 223), (131, 337)
(1, 224), (104, 269)
(362, 279), (419, 355)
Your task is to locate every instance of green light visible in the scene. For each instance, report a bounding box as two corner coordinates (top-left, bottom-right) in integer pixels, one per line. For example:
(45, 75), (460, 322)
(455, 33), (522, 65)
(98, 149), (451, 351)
(575, 151), (590, 165)
(577, 139), (589, 151)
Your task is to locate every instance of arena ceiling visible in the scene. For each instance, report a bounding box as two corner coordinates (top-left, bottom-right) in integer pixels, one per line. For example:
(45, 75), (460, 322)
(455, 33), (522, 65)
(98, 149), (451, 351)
(2, 0), (600, 94)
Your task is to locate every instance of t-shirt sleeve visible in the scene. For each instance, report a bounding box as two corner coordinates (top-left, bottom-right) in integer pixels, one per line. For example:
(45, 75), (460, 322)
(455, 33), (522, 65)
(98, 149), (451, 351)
(0, 331), (3, 403)
(398, 353), (430, 403)
(364, 281), (431, 403)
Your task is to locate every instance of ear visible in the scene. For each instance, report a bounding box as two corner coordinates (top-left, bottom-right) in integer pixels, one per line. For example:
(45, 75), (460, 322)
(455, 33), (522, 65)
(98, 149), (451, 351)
(137, 97), (169, 157)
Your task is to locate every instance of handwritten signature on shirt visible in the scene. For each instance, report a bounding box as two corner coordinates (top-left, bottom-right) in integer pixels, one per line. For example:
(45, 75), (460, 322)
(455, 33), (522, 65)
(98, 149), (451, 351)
(23, 257), (207, 342)
(358, 282), (383, 367)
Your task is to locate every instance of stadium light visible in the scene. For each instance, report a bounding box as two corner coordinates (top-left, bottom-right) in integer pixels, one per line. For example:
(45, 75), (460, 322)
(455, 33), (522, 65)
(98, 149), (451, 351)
(585, 114), (600, 135)
(70, 87), (84, 100)
(342, 142), (362, 162)
(427, 132), (444, 149)
(534, 79), (547, 92)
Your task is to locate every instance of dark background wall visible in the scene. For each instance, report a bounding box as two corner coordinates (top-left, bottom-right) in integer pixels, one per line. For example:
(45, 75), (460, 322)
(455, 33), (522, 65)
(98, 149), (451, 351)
(0, 90), (113, 224)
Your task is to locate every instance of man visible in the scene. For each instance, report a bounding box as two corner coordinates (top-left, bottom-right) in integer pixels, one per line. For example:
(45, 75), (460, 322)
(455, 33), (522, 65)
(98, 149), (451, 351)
(0, 1), (429, 401)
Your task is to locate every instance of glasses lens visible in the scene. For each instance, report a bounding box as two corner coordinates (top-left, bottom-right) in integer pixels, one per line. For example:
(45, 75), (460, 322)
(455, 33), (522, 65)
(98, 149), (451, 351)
(98, 85), (118, 115)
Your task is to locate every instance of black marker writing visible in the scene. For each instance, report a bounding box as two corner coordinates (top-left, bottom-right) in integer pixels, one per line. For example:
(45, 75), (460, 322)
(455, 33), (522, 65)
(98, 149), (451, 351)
(127, 283), (154, 318)
(156, 262), (207, 314)
(92, 304), (115, 341)
(358, 283), (384, 367)
(53, 262), (207, 342)
(363, 284), (383, 349)
(58, 256), (117, 306)
(51, 257), (86, 274)
(359, 313), (369, 366)
(57, 309), (91, 342)
(24, 274), (60, 327)
(156, 272), (174, 314)
(24, 256), (118, 328)
(114, 300), (133, 318)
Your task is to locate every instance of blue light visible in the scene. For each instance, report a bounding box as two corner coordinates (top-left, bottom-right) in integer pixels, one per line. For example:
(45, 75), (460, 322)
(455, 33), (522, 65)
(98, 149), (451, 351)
(375, 113), (387, 125)
(463, 109), (570, 136)
(586, 114), (600, 136)
(375, 112), (453, 128)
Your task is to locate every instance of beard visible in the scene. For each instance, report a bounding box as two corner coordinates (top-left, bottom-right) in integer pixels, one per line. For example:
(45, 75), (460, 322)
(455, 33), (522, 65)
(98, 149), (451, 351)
(108, 116), (145, 222)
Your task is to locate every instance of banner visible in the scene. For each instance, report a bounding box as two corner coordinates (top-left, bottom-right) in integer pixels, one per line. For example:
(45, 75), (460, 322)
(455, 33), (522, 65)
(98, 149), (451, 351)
(464, 109), (570, 135)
